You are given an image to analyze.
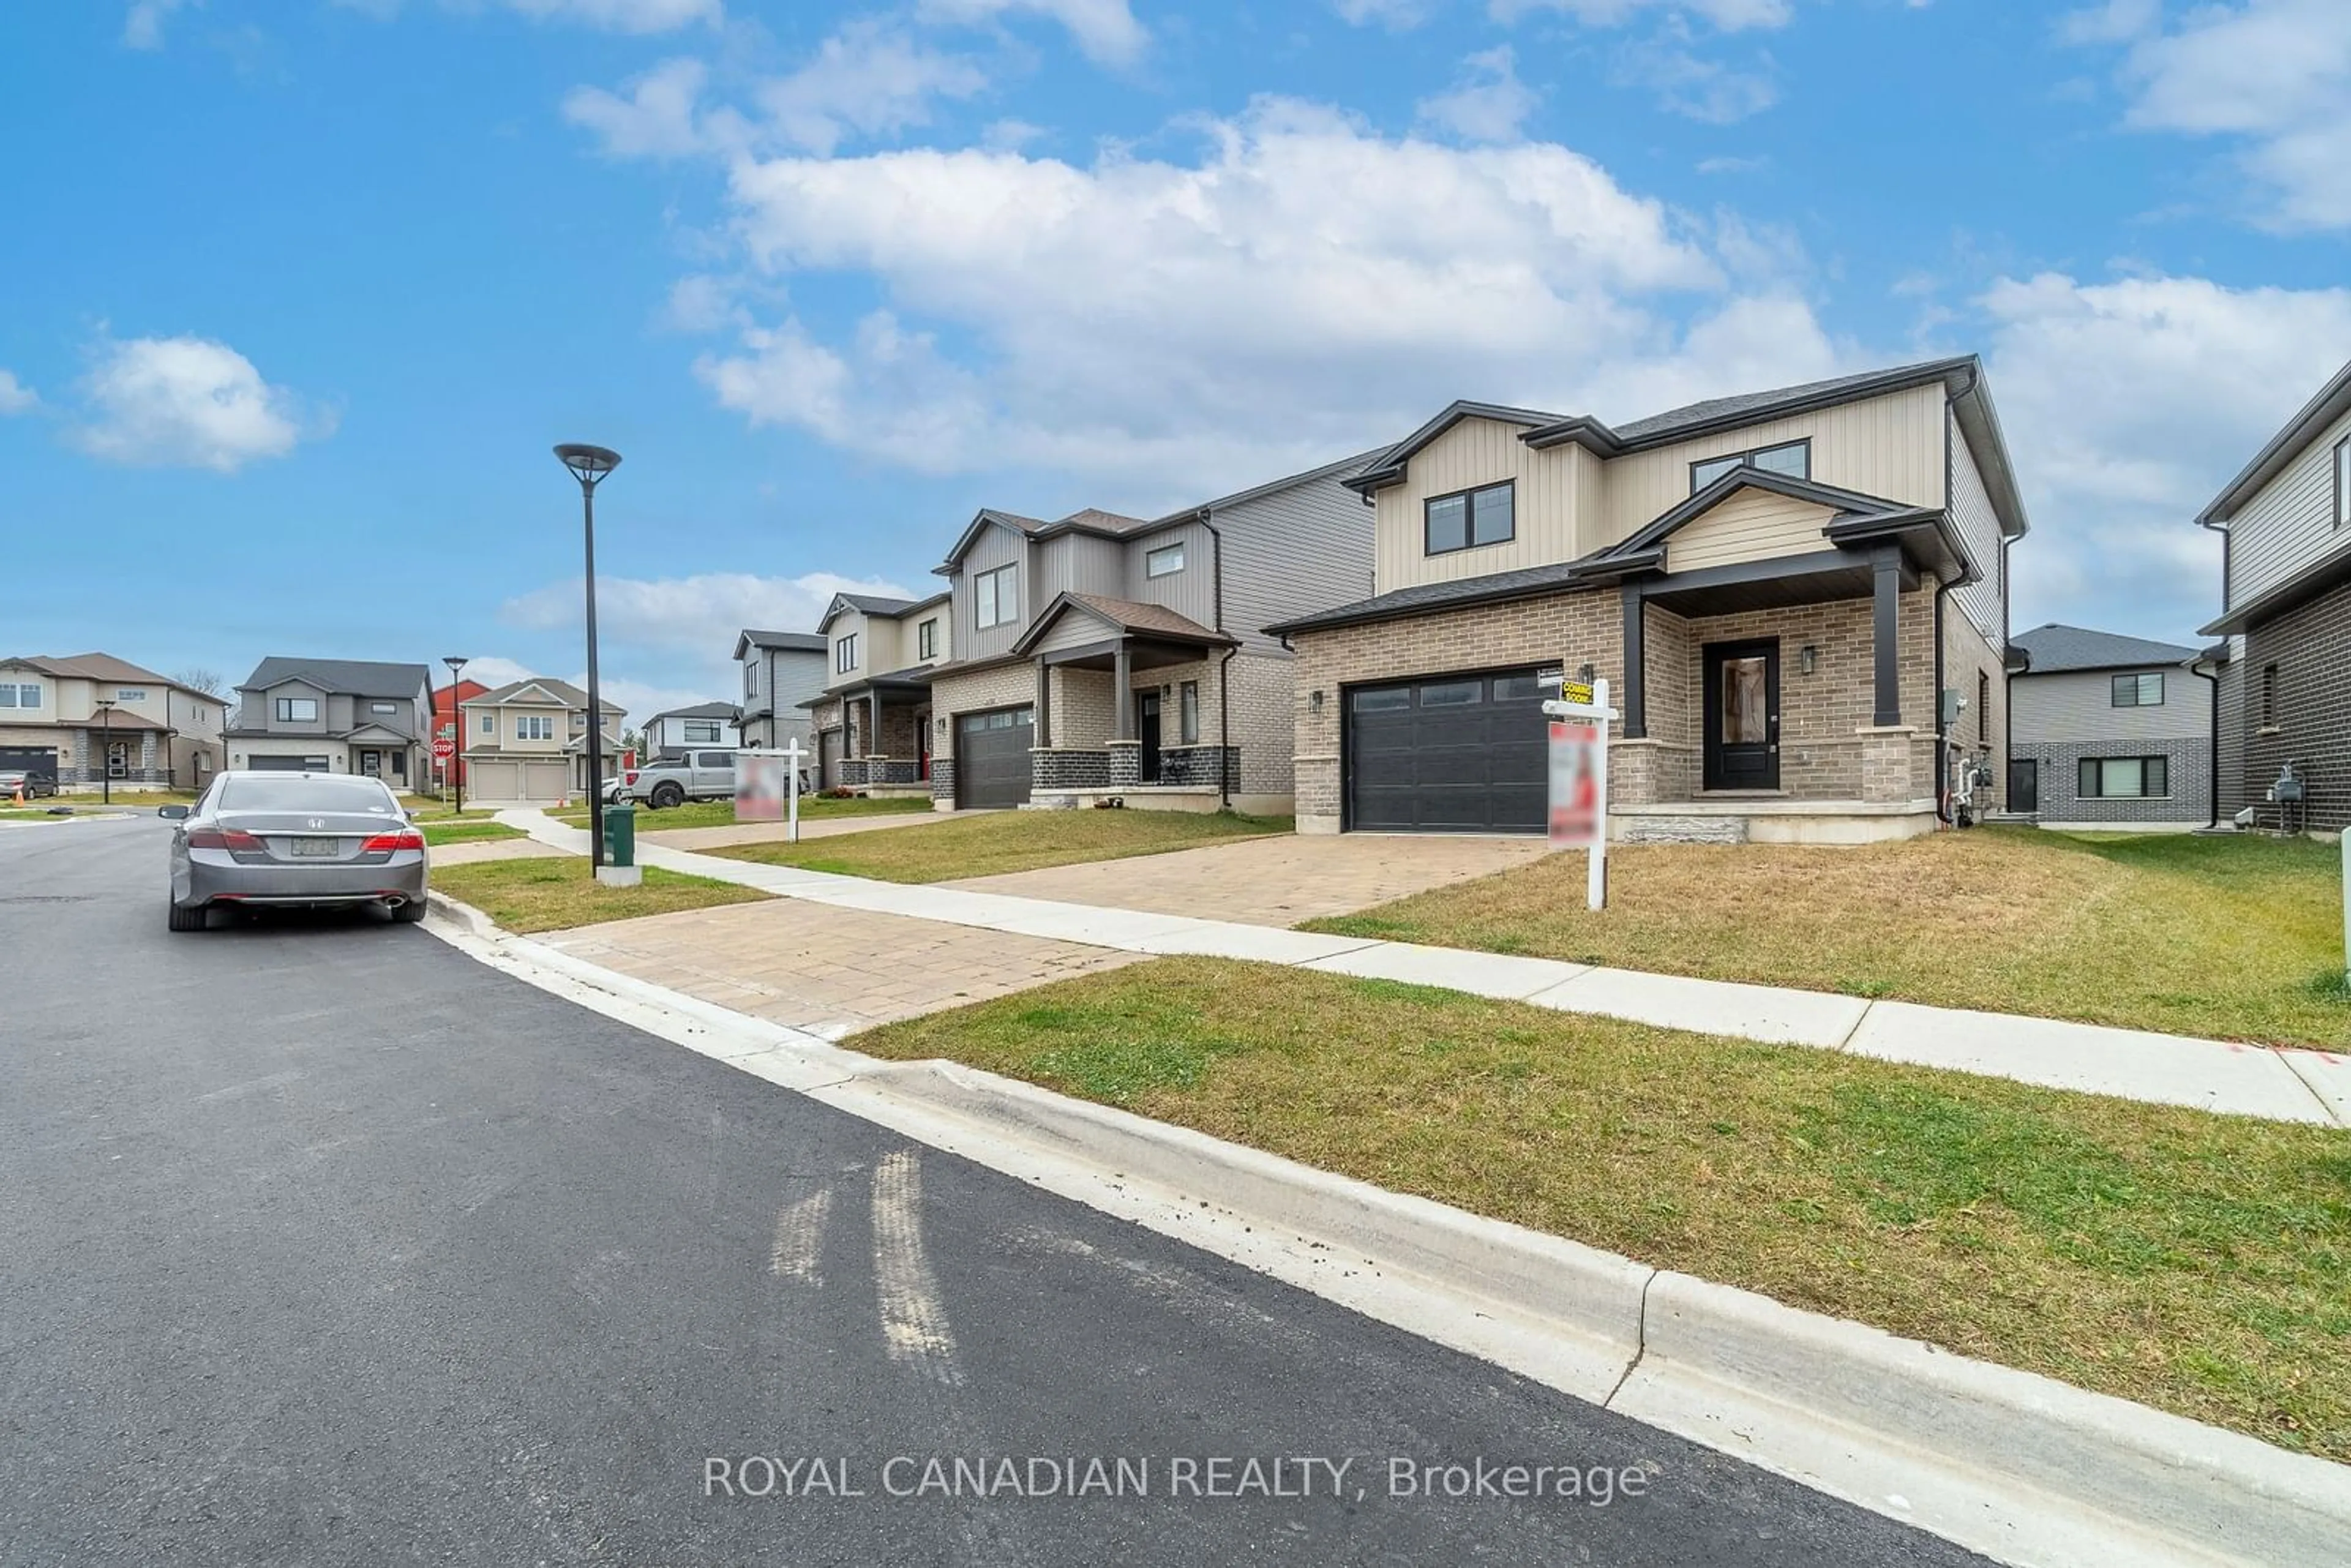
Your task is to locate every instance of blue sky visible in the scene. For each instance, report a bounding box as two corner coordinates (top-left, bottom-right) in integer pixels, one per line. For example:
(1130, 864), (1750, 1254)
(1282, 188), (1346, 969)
(2, 0), (2347, 716)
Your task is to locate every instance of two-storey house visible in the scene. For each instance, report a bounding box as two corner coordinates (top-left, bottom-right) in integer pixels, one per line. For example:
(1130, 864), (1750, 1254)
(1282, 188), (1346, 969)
(2197, 355), (2351, 833)
(645, 701), (741, 757)
(733, 629), (828, 751)
(0, 653), (224, 790)
(1265, 358), (2030, 841)
(2006, 625), (2216, 830)
(225, 657), (431, 787)
(921, 452), (1379, 815)
(806, 592), (953, 792)
(460, 677), (626, 801)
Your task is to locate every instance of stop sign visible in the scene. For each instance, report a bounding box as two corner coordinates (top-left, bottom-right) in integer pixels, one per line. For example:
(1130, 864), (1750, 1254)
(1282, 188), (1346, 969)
(432, 738), (455, 760)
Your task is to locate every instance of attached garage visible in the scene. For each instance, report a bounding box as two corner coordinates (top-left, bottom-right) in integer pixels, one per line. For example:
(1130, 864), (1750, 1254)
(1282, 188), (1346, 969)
(1345, 667), (1552, 833)
(0, 745), (60, 789)
(246, 754), (331, 772)
(956, 707), (1033, 809)
(470, 758), (569, 801)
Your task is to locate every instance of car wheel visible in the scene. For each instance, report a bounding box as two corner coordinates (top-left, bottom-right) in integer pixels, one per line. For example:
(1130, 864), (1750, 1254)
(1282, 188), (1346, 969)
(391, 899), (428, 924)
(166, 900), (208, 932)
(651, 782), (684, 809)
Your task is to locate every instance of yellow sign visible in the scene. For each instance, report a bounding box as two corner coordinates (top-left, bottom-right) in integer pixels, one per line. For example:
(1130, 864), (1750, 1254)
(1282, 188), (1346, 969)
(1560, 681), (1594, 706)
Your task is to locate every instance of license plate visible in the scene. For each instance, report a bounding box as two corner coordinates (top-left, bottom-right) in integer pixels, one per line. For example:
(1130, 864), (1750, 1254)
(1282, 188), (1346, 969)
(291, 837), (339, 858)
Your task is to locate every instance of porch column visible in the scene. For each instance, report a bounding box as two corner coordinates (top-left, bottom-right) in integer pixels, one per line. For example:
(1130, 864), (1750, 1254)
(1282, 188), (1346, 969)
(869, 691), (882, 759)
(1113, 645), (1134, 740)
(1872, 545), (1902, 727)
(1619, 585), (1647, 740)
(1033, 658), (1052, 748)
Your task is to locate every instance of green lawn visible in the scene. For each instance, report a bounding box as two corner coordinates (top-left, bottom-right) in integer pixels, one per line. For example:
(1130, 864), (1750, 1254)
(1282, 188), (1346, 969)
(421, 819), (526, 846)
(1303, 829), (2350, 1048)
(547, 795), (934, 833)
(855, 958), (2351, 1460)
(707, 808), (1291, 883)
(430, 857), (770, 932)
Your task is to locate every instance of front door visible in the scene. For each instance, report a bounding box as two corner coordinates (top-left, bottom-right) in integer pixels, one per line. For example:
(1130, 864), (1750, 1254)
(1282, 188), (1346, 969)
(359, 749), (382, 777)
(1702, 639), (1780, 791)
(2008, 758), (2038, 814)
(1135, 692), (1163, 783)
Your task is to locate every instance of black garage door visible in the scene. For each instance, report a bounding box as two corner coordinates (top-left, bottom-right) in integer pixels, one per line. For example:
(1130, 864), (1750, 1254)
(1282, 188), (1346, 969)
(956, 707), (1033, 809)
(1346, 668), (1552, 833)
(0, 746), (59, 787)
(246, 754), (329, 772)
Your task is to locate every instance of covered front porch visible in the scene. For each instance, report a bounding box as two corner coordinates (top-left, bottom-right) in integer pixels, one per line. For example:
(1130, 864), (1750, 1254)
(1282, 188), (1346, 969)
(1017, 593), (1238, 811)
(826, 671), (934, 794)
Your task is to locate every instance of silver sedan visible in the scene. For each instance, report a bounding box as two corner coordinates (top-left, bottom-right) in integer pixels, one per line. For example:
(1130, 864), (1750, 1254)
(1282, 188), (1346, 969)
(162, 771), (429, 931)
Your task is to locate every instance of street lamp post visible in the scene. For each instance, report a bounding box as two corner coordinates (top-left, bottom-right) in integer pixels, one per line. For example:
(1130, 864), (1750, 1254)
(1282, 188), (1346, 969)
(443, 656), (470, 814)
(555, 443), (621, 872)
(94, 699), (116, 805)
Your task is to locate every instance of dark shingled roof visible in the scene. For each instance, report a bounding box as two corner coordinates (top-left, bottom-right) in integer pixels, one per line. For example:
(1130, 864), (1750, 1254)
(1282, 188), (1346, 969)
(239, 656), (430, 699)
(1265, 563), (1591, 637)
(2011, 624), (2202, 674)
(649, 700), (741, 722)
(1610, 359), (1974, 442)
(737, 629), (826, 653)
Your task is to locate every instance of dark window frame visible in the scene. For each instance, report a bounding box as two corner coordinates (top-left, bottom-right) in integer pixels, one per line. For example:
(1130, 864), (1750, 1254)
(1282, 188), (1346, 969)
(835, 633), (858, 674)
(273, 695), (319, 723)
(2261, 662), (2281, 729)
(2077, 755), (2170, 800)
(1689, 437), (1812, 494)
(2336, 434), (2350, 530)
(2110, 671), (2165, 708)
(1978, 671), (1990, 745)
(1422, 479), (1516, 557)
(974, 564), (1019, 629)
(917, 618), (939, 659)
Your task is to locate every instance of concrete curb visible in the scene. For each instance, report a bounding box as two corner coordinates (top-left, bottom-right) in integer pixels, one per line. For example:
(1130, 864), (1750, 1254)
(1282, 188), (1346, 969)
(421, 895), (2351, 1568)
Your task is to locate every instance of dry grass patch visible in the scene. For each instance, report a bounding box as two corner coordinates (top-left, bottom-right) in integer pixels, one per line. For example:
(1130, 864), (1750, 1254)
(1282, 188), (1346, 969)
(708, 808), (1291, 883)
(856, 958), (2351, 1459)
(547, 796), (934, 833)
(1305, 829), (2348, 1047)
(430, 857), (768, 933)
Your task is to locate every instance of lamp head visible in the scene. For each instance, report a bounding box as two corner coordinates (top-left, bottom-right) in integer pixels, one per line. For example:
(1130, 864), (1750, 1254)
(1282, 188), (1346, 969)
(555, 443), (622, 489)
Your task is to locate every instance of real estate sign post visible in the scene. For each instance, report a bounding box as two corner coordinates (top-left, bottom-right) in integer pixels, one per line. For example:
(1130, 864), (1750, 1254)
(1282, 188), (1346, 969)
(1545, 677), (1616, 912)
(737, 746), (797, 835)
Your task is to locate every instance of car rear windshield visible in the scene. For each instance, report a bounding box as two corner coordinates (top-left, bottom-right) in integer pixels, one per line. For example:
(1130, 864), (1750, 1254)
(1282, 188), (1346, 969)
(218, 778), (399, 814)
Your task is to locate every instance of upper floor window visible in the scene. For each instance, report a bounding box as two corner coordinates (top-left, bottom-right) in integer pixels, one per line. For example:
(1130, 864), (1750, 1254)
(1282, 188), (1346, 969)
(975, 565), (1019, 629)
(117, 688), (147, 702)
(480, 712), (497, 735)
(745, 662), (758, 695)
(918, 618), (939, 659)
(370, 701), (397, 715)
(1146, 542), (1185, 578)
(274, 696), (318, 722)
(2334, 435), (2349, 529)
(1425, 481), (1514, 556)
(516, 715), (556, 740)
(836, 634), (859, 673)
(683, 719), (724, 744)
(2110, 672), (2164, 708)
(2261, 663), (2280, 729)
(0, 683), (39, 708)
(1691, 440), (1809, 492)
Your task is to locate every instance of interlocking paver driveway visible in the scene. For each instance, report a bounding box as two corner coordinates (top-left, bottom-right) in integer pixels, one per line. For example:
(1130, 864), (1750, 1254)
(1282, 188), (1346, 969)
(531, 896), (1138, 1038)
(942, 831), (1556, 926)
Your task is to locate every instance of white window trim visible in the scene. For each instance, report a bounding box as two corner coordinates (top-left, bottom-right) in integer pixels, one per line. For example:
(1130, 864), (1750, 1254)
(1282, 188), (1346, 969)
(1146, 542), (1185, 578)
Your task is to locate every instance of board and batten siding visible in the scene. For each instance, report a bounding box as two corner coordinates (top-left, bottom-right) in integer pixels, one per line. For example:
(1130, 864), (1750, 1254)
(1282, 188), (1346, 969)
(954, 522), (1030, 664)
(2222, 398), (2351, 607)
(1599, 383), (1949, 544)
(1371, 419), (1591, 593)
(1030, 607), (1119, 656)
(1946, 411), (2004, 645)
(1037, 534), (1125, 605)
(1219, 468), (1377, 654)
(1121, 519), (1218, 630)
(1664, 492), (1834, 573)
(2011, 667), (2207, 745)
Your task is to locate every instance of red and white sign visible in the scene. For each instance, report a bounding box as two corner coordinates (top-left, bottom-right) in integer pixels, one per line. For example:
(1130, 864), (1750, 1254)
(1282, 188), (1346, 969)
(1548, 722), (1602, 848)
(431, 738), (456, 761)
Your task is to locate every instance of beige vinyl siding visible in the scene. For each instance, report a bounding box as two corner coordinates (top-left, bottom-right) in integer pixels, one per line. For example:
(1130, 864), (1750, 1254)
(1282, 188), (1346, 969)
(1372, 418), (1588, 592)
(2012, 667), (2207, 745)
(1664, 491), (1835, 573)
(1030, 607), (1117, 656)
(1600, 383), (1949, 544)
(2223, 399), (2351, 607)
(1947, 411), (2005, 646)
(827, 609), (876, 684)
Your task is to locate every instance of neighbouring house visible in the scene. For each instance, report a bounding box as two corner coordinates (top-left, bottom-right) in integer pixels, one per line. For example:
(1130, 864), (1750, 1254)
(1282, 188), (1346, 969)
(920, 452), (1379, 814)
(734, 629), (828, 750)
(0, 653), (225, 791)
(1265, 357), (2030, 842)
(645, 701), (741, 757)
(2197, 355), (2351, 833)
(2006, 625), (2216, 830)
(430, 676), (489, 791)
(806, 591), (953, 793)
(460, 677), (626, 801)
(226, 657), (431, 787)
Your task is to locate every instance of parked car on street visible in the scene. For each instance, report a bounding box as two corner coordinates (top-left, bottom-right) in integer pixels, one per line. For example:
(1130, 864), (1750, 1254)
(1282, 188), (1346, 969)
(160, 771), (427, 931)
(0, 768), (58, 800)
(612, 749), (736, 809)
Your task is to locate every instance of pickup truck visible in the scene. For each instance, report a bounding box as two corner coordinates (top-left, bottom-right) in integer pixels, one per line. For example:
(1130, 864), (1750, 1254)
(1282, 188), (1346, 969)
(613, 749), (737, 809)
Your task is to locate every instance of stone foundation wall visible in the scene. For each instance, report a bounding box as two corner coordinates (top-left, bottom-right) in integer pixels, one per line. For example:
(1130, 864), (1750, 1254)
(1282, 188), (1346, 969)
(1034, 749), (1111, 790)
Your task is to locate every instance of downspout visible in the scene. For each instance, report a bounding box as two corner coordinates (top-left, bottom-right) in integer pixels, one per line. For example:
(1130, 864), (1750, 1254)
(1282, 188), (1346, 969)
(2192, 656), (2221, 828)
(1933, 577), (1955, 824)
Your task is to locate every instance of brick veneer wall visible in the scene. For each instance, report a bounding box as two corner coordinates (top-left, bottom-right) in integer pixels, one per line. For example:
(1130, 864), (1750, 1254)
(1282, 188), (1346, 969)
(2012, 738), (2209, 825)
(930, 662), (1036, 761)
(2240, 584), (2351, 832)
(1941, 604), (2007, 809)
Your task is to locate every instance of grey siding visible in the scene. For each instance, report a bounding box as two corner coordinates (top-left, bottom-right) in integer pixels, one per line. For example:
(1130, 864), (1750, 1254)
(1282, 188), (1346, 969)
(1037, 535), (1123, 603)
(1122, 519), (1217, 628)
(956, 522), (1030, 664)
(2225, 399), (2351, 606)
(2010, 666), (2207, 745)
(1215, 470), (1378, 655)
(1032, 608), (1118, 656)
(1948, 410), (2004, 648)
(2012, 738), (2210, 825)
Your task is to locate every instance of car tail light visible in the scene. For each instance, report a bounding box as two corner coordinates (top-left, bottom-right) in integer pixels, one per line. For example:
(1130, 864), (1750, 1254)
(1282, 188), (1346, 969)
(186, 827), (264, 851)
(623, 770), (639, 786)
(361, 828), (426, 853)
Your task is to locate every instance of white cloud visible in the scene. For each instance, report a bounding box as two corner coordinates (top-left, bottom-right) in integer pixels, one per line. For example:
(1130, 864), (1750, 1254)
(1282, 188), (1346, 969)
(1417, 47), (1540, 143)
(2082, 0), (2351, 230)
(686, 97), (1865, 498)
(564, 57), (713, 158)
(500, 569), (917, 652)
(757, 21), (990, 156)
(123, 0), (192, 50)
(915, 0), (1148, 66)
(1978, 271), (2351, 633)
(0, 370), (36, 415)
(1335, 0), (1434, 27)
(2056, 0), (2157, 46)
(1491, 0), (1792, 31)
(1614, 35), (1779, 122)
(72, 334), (323, 473)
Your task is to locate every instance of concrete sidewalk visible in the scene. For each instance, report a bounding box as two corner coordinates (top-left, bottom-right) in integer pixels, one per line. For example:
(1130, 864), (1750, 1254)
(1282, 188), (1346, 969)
(492, 808), (2351, 1128)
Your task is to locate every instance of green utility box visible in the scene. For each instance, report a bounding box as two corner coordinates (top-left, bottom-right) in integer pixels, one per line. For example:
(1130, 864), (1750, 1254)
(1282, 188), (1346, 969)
(602, 806), (636, 868)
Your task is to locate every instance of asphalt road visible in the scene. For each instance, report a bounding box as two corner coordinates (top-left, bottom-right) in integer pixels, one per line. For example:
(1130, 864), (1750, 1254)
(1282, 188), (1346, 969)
(0, 817), (1993, 1567)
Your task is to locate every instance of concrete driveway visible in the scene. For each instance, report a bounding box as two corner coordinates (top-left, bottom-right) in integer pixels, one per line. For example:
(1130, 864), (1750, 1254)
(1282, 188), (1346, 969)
(943, 831), (1555, 926)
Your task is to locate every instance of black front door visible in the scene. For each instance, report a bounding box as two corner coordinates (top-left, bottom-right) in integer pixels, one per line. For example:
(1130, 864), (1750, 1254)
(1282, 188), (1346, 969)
(2008, 758), (2038, 814)
(1702, 639), (1780, 790)
(1135, 692), (1163, 783)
